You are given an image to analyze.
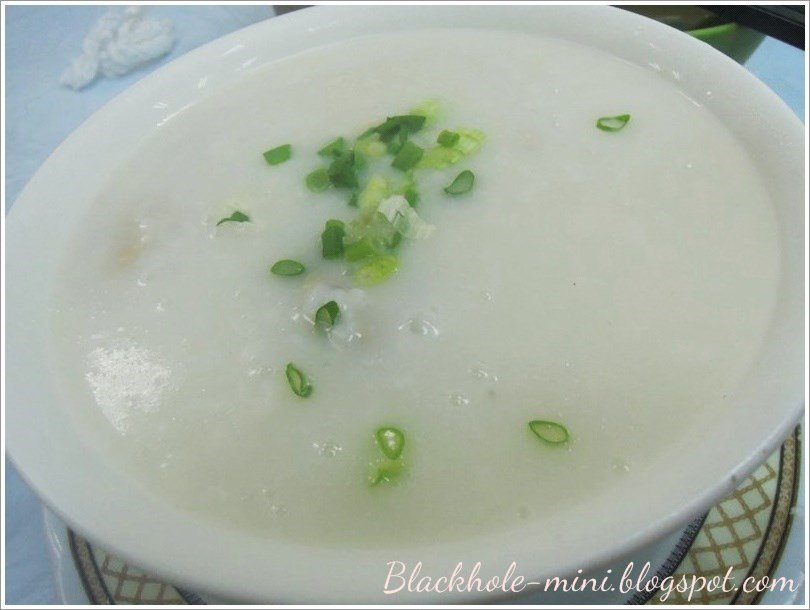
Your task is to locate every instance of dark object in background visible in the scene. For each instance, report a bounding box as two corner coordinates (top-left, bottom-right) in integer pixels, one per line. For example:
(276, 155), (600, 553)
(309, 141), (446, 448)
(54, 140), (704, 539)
(623, 5), (763, 63)
(274, 5), (310, 16)
(273, 5), (803, 64)
(702, 5), (804, 50)
(623, 5), (804, 64)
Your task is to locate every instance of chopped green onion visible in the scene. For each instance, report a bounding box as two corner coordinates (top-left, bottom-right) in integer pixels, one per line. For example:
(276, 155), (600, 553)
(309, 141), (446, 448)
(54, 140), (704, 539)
(357, 175), (389, 219)
(354, 150), (367, 171)
(216, 210), (250, 226)
(398, 115), (427, 132)
(315, 300), (340, 329)
(419, 147), (462, 169)
(263, 144), (292, 166)
(374, 115), (426, 142)
(327, 150), (359, 189)
(270, 259), (306, 276)
(403, 187), (419, 208)
(369, 459), (405, 486)
(355, 255), (398, 286)
(377, 195), (435, 240)
(329, 168), (358, 189)
(411, 99), (441, 122)
(344, 235), (378, 261)
(392, 174), (416, 195)
(386, 114), (427, 133)
(375, 426), (405, 460)
(391, 141), (424, 172)
(386, 229), (403, 250)
(596, 114), (631, 132)
(454, 127), (486, 155)
(318, 137), (346, 157)
(292, 109), (485, 295)
(285, 363), (312, 398)
(437, 130), (460, 147)
(355, 136), (386, 157)
(321, 219), (346, 259)
(386, 128), (409, 155)
(345, 209), (403, 255)
(306, 168), (331, 192)
(419, 127), (485, 169)
(444, 170), (475, 195)
(528, 420), (570, 444)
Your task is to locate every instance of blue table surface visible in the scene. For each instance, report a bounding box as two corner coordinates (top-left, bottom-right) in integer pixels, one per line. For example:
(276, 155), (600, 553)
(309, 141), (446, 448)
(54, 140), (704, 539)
(3, 6), (805, 605)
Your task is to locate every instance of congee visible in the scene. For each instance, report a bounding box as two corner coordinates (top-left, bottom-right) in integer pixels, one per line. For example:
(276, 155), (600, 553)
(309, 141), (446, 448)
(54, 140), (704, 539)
(51, 29), (779, 546)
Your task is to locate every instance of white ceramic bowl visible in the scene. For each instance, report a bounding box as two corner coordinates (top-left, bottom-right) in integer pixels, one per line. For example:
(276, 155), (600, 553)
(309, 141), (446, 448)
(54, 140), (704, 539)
(6, 5), (804, 603)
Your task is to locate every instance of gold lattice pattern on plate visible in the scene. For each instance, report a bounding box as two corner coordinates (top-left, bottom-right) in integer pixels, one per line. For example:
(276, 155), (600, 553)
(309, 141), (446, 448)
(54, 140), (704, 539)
(94, 550), (187, 604)
(647, 428), (799, 605)
(69, 428), (800, 605)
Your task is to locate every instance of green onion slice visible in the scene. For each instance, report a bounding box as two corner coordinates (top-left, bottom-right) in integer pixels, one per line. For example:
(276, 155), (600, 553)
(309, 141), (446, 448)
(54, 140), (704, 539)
(345, 210), (403, 255)
(411, 99), (441, 122)
(354, 150), (367, 171)
(454, 128), (485, 155)
(375, 426), (405, 460)
(327, 150), (359, 189)
(315, 300), (340, 329)
(270, 259), (306, 276)
(357, 175), (389, 219)
(306, 168), (331, 192)
(386, 128), (408, 155)
(216, 211), (250, 226)
(596, 114), (631, 132)
(403, 187), (419, 208)
(419, 146), (462, 169)
(368, 459), (405, 486)
(391, 141), (424, 172)
(528, 420), (570, 444)
(263, 144), (292, 166)
(321, 219), (346, 259)
(374, 115), (426, 142)
(344, 235), (378, 261)
(437, 130), (460, 147)
(354, 255), (398, 286)
(355, 136), (386, 157)
(377, 195), (435, 240)
(318, 137), (346, 157)
(419, 127), (485, 169)
(444, 170), (475, 195)
(285, 363), (312, 398)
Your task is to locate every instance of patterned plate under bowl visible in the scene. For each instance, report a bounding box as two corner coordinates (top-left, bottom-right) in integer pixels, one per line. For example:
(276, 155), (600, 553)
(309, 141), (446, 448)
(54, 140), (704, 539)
(61, 427), (801, 605)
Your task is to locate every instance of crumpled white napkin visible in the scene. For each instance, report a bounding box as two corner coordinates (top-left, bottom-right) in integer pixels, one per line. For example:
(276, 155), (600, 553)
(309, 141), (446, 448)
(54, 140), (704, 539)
(60, 6), (176, 90)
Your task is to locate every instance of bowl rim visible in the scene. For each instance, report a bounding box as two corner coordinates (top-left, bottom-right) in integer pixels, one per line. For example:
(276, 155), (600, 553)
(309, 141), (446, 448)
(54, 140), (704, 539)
(5, 4), (805, 603)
